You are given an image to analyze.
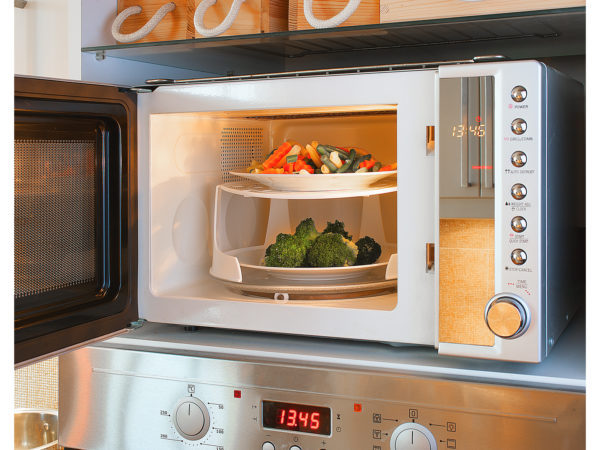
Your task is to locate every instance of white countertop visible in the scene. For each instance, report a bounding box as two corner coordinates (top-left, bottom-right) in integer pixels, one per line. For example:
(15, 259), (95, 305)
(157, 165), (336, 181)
(100, 309), (585, 392)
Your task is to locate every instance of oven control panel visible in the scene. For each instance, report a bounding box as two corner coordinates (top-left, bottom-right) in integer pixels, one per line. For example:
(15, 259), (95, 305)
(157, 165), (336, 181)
(59, 346), (584, 450)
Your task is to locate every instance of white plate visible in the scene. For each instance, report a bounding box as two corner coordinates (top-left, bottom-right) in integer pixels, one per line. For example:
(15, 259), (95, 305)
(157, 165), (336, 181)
(230, 170), (397, 191)
(227, 245), (396, 282)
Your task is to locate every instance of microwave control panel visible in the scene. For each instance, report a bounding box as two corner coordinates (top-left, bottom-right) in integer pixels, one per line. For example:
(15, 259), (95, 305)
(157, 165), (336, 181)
(59, 346), (584, 450)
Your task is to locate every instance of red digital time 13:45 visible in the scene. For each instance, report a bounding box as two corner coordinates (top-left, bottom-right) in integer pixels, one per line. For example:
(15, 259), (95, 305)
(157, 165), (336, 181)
(262, 400), (332, 436)
(278, 408), (320, 429)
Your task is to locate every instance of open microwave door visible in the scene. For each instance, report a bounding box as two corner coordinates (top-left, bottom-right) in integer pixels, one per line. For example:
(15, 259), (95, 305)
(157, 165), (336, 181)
(14, 77), (138, 367)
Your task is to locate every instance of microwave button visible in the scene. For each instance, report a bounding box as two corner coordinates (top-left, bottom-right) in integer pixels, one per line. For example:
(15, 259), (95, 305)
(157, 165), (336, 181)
(510, 151), (527, 167)
(511, 183), (527, 200)
(510, 249), (527, 265)
(511, 118), (527, 135)
(485, 295), (530, 339)
(263, 443), (275, 450)
(511, 216), (527, 233)
(511, 85), (528, 102)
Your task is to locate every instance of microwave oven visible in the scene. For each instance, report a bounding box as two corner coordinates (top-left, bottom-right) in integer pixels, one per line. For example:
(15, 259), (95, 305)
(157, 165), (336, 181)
(14, 59), (584, 365)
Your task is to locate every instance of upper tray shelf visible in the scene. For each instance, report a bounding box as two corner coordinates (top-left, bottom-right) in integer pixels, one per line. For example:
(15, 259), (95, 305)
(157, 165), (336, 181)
(83, 8), (585, 77)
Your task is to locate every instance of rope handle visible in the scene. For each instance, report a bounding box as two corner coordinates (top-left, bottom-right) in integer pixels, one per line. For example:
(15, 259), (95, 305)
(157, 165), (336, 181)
(303, 0), (361, 29)
(111, 2), (176, 43)
(194, 0), (246, 37)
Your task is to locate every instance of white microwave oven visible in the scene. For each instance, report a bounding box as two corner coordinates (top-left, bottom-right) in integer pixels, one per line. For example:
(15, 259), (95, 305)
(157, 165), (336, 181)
(14, 59), (584, 365)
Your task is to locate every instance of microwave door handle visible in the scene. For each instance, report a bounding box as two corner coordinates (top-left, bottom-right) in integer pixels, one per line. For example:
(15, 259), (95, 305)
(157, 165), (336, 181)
(460, 78), (470, 188)
(482, 77), (494, 189)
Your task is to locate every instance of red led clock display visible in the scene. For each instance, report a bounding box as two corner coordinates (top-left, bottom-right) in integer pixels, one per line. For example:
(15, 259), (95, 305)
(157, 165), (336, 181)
(262, 401), (331, 436)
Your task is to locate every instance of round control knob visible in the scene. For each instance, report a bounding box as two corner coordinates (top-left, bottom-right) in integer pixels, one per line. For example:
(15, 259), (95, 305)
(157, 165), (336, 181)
(511, 183), (527, 200)
(511, 118), (527, 135)
(390, 423), (437, 450)
(484, 294), (530, 339)
(510, 248), (527, 265)
(289, 446), (302, 450)
(172, 397), (210, 441)
(510, 151), (527, 167)
(511, 85), (527, 102)
(510, 216), (527, 233)
(262, 443), (275, 450)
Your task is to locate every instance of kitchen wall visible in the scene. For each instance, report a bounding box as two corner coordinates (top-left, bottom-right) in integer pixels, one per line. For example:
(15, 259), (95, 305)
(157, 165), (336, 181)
(14, 0), (81, 79)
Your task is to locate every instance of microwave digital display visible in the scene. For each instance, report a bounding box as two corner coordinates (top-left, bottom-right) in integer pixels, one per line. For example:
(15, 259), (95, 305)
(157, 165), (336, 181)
(262, 400), (331, 435)
(451, 123), (486, 137)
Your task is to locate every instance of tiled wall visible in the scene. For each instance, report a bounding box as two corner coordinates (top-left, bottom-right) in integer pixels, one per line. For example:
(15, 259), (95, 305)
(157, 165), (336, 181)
(439, 218), (495, 346)
(15, 357), (58, 410)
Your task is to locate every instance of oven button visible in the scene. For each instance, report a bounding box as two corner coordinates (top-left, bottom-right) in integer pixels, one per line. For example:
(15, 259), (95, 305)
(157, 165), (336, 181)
(485, 294), (530, 339)
(511, 118), (527, 135)
(510, 183), (527, 200)
(289, 446), (302, 450)
(262, 443), (275, 450)
(511, 85), (527, 102)
(172, 397), (210, 441)
(510, 249), (527, 265)
(510, 151), (527, 167)
(511, 216), (527, 233)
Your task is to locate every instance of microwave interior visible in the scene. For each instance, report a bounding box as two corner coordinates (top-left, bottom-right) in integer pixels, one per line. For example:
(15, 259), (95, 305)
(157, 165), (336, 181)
(149, 105), (404, 311)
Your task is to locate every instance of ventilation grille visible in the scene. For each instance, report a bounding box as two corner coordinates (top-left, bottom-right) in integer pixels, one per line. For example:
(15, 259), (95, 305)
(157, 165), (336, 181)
(14, 139), (97, 299)
(220, 127), (265, 183)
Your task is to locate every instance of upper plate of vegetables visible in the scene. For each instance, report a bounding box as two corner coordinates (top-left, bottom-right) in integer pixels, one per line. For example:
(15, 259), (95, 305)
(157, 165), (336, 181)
(231, 141), (397, 191)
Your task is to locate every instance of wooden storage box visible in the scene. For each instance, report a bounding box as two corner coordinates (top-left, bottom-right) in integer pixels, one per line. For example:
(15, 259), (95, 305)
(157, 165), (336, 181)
(289, 0), (380, 31)
(380, 0), (585, 23)
(116, 0), (287, 43)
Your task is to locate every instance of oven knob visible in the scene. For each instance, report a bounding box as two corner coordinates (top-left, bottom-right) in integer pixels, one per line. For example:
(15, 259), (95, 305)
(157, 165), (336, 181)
(510, 151), (527, 167)
(510, 248), (527, 265)
(511, 183), (527, 200)
(484, 294), (530, 339)
(511, 85), (527, 102)
(511, 118), (527, 135)
(511, 216), (527, 233)
(390, 423), (437, 450)
(172, 397), (210, 441)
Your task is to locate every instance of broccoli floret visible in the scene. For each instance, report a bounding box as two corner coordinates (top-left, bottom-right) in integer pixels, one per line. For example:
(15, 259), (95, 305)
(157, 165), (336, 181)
(322, 220), (352, 241)
(264, 233), (308, 267)
(294, 217), (320, 246)
(356, 236), (382, 265)
(305, 233), (358, 267)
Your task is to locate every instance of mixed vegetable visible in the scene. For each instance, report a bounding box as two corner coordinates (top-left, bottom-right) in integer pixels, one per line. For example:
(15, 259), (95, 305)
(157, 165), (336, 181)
(246, 141), (397, 175)
(264, 218), (382, 268)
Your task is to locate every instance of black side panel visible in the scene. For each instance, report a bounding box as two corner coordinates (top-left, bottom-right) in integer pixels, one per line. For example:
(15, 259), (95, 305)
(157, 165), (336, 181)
(14, 77), (138, 366)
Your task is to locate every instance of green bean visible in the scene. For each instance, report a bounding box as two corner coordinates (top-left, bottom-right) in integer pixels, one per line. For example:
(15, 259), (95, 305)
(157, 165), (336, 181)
(320, 155), (338, 173)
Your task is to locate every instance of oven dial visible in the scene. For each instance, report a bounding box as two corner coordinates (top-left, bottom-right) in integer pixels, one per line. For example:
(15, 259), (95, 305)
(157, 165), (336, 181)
(390, 423), (437, 450)
(485, 294), (530, 339)
(511, 183), (527, 200)
(511, 85), (527, 102)
(172, 397), (210, 441)
(510, 151), (527, 167)
(511, 216), (527, 233)
(511, 118), (527, 135)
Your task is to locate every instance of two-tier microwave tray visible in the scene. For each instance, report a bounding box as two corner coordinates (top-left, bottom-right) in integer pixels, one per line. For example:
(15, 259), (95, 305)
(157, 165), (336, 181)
(210, 179), (398, 300)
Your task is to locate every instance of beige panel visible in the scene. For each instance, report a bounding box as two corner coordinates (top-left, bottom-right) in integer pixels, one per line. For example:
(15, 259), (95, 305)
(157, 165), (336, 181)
(117, 0), (196, 43)
(15, 357), (58, 410)
(380, 0), (585, 23)
(439, 218), (495, 346)
(289, 0), (380, 31)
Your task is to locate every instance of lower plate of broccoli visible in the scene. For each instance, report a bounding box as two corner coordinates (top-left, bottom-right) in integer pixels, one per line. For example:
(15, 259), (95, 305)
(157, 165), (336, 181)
(225, 218), (396, 282)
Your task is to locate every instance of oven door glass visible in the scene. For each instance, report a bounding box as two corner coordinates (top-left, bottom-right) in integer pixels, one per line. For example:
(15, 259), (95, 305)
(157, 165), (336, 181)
(14, 78), (138, 366)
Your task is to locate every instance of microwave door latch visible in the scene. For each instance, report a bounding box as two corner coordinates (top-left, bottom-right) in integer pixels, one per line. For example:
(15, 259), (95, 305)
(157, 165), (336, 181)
(426, 243), (435, 272)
